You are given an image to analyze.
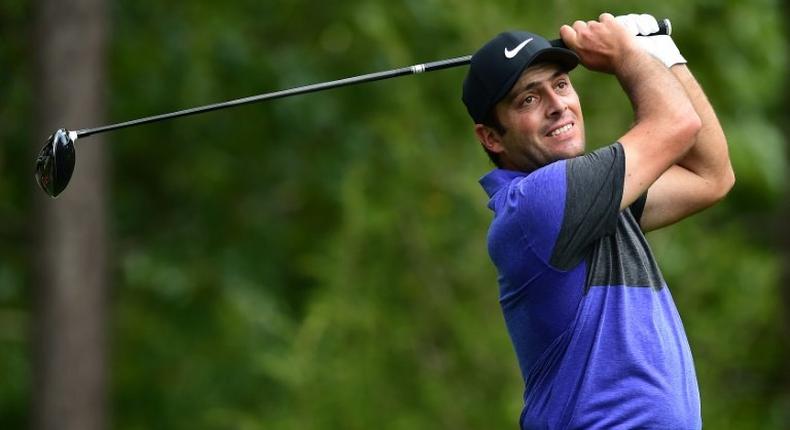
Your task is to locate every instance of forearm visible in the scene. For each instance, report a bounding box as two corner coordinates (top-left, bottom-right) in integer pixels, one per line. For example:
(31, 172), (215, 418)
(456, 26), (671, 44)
(618, 52), (697, 136)
(670, 65), (735, 192)
(609, 13), (734, 229)
(611, 49), (701, 209)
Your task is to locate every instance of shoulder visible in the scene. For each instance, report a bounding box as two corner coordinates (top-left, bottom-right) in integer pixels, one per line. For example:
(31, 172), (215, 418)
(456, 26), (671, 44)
(510, 160), (568, 200)
(492, 161), (570, 240)
(566, 143), (625, 176)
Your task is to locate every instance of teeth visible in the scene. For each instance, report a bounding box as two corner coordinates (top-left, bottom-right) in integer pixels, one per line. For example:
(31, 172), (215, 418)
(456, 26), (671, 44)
(550, 123), (573, 137)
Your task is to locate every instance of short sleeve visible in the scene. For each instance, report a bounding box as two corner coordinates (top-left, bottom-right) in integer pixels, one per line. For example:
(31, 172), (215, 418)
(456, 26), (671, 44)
(629, 192), (648, 225)
(504, 161), (569, 266)
(549, 143), (626, 270)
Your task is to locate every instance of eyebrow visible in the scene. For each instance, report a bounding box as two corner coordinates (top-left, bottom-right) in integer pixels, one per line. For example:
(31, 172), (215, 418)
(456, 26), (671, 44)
(506, 70), (567, 102)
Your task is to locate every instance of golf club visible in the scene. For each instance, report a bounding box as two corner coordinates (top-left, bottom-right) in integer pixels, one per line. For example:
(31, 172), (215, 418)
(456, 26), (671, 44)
(35, 19), (671, 198)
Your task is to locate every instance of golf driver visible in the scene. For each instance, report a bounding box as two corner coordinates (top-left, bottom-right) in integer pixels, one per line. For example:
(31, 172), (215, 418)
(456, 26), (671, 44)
(35, 19), (670, 198)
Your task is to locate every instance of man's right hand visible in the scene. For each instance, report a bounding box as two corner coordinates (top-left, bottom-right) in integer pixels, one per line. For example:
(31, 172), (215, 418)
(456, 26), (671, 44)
(559, 13), (643, 74)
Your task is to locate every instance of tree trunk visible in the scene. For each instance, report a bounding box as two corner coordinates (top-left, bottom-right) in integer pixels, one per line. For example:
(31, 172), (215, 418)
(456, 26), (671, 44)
(31, 0), (109, 428)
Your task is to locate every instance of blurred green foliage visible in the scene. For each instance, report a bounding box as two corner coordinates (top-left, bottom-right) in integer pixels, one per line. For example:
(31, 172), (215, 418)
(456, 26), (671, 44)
(1, 0), (788, 428)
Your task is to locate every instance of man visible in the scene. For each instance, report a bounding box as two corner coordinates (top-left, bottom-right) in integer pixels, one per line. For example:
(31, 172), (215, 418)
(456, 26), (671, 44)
(461, 13), (734, 429)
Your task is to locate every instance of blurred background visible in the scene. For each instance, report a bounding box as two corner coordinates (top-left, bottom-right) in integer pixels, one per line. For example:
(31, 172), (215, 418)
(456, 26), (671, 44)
(1, 0), (788, 428)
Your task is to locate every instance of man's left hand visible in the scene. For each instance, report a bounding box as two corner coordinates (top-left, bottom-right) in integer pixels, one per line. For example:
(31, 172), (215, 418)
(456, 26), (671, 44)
(615, 13), (687, 68)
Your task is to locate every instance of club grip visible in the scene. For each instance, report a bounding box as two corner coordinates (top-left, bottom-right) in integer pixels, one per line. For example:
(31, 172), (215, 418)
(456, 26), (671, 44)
(657, 18), (672, 36)
(550, 17), (672, 48)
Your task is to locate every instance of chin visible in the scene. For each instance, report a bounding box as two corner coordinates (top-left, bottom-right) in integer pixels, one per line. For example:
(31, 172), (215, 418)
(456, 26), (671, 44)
(563, 138), (585, 157)
(553, 142), (584, 160)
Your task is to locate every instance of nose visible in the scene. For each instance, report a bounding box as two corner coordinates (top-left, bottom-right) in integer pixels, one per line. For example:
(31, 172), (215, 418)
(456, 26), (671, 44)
(544, 91), (567, 118)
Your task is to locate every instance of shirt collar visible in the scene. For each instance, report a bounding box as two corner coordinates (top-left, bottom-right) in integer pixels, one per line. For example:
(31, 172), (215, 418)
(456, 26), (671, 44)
(479, 168), (528, 199)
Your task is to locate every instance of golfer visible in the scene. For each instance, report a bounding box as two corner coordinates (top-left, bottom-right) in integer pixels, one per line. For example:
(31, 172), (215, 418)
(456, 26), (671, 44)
(462, 13), (734, 429)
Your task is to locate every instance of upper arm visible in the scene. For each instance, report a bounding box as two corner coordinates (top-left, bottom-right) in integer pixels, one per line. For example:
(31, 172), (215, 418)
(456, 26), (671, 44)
(638, 164), (731, 232)
(618, 115), (701, 211)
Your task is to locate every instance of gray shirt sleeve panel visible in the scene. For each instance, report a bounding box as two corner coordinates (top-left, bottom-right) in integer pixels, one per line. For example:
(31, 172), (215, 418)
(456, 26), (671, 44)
(629, 192), (648, 226)
(549, 143), (625, 271)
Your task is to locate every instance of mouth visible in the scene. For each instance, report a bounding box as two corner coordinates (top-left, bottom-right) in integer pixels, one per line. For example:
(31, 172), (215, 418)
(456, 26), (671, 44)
(546, 122), (574, 138)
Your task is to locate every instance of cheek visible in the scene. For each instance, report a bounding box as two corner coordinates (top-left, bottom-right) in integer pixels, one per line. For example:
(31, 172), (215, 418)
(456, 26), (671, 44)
(569, 95), (583, 117)
(511, 113), (543, 137)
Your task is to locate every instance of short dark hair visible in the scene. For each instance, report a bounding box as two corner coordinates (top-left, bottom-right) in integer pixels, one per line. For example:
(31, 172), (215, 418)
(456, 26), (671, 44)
(480, 109), (506, 167)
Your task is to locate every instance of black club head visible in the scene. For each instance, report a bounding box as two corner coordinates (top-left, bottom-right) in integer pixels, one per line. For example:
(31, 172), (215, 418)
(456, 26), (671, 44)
(35, 128), (76, 197)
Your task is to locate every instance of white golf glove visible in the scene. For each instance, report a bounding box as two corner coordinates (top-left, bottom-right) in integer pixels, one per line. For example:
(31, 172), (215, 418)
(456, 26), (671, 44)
(615, 13), (686, 68)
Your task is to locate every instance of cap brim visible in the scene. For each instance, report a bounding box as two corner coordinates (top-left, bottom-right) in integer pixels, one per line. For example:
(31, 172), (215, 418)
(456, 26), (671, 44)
(531, 48), (579, 72)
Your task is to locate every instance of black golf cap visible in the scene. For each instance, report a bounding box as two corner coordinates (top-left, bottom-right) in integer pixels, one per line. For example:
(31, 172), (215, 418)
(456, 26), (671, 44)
(462, 31), (579, 124)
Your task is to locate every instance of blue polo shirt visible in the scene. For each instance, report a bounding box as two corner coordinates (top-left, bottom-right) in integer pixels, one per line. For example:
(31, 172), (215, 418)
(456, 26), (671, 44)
(481, 143), (701, 429)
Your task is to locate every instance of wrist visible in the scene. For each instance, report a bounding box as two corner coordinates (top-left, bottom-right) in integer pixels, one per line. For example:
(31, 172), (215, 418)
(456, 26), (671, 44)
(615, 43), (655, 76)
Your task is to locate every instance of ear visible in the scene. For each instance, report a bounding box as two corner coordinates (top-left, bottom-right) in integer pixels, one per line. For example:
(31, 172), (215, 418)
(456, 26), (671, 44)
(474, 124), (506, 155)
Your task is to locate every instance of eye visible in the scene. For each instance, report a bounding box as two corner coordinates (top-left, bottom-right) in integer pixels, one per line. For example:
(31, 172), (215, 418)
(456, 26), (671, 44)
(555, 80), (570, 93)
(521, 95), (537, 107)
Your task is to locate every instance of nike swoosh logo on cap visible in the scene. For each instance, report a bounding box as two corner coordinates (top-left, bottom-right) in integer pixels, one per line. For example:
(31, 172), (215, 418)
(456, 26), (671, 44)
(504, 38), (534, 59)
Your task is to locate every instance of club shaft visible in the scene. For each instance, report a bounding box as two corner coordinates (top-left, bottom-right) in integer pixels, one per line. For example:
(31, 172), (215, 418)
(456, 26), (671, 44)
(75, 55), (473, 139)
(74, 18), (670, 139)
